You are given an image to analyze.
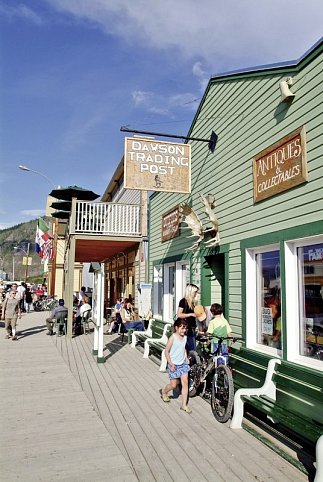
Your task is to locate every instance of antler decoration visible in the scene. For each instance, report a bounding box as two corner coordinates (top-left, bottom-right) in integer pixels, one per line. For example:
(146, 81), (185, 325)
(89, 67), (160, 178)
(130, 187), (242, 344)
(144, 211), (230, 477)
(179, 203), (204, 251)
(201, 194), (220, 246)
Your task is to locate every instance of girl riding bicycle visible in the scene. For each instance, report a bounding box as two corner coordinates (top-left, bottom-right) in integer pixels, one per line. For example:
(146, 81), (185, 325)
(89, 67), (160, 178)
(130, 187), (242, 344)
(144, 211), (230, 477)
(160, 319), (192, 414)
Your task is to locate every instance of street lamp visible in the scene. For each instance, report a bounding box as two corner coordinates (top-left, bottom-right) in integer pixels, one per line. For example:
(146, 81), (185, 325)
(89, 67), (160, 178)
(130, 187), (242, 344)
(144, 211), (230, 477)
(14, 243), (31, 283)
(18, 165), (56, 187)
(18, 165), (59, 295)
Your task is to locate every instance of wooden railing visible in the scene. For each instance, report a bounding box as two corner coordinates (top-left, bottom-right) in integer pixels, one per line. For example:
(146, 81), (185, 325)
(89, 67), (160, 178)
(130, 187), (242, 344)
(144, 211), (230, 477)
(73, 201), (141, 236)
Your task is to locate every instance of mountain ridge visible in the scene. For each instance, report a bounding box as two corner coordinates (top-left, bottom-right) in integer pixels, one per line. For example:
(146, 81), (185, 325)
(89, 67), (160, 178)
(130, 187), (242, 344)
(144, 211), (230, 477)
(0, 218), (51, 281)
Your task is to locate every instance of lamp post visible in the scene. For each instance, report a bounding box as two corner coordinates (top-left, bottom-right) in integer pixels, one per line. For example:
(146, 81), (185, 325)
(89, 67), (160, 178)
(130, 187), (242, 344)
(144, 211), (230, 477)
(14, 243), (31, 283)
(18, 165), (56, 187)
(18, 165), (58, 294)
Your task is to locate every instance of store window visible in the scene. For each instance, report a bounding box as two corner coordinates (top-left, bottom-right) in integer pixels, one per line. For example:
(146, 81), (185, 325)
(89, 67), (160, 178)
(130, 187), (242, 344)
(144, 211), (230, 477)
(175, 261), (190, 309)
(256, 250), (281, 349)
(164, 263), (175, 321)
(153, 260), (190, 320)
(245, 246), (281, 353)
(153, 265), (163, 318)
(298, 243), (323, 361)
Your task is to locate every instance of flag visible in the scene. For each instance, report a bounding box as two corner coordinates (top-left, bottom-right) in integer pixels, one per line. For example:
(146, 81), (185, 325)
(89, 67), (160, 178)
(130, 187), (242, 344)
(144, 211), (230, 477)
(35, 218), (51, 258)
(42, 238), (53, 262)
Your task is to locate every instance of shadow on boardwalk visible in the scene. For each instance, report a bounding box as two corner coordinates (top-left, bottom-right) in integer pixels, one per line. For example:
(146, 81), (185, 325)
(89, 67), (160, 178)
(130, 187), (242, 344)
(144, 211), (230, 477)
(0, 311), (308, 482)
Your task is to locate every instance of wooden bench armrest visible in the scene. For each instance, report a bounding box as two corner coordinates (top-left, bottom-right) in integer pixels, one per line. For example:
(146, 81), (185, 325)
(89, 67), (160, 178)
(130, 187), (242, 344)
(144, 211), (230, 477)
(315, 435), (323, 482)
(131, 318), (154, 348)
(230, 358), (281, 429)
(143, 323), (171, 358)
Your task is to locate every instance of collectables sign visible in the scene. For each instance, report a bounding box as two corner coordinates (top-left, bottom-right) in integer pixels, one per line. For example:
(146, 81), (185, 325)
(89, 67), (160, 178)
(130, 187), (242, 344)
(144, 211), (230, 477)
(124, 137), (191, 193)
(162, 206), (180, 242)
(253, 126), (308, 203)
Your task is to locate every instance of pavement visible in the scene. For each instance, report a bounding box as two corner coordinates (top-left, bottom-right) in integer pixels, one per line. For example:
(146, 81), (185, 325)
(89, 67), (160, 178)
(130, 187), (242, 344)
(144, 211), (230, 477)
(0, 310), (309, 481)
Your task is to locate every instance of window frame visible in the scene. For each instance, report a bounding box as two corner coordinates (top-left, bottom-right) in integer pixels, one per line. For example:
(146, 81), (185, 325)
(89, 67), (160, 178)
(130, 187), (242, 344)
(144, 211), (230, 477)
(153, 264), (163, 320)
(285, 235), (323, 371)
(245, 243), (281, 356)
(164, 262), (175, 322)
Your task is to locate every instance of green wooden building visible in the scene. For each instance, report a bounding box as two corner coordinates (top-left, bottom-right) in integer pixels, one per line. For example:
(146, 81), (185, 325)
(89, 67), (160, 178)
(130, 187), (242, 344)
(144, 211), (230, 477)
(148, 39), (323, 456)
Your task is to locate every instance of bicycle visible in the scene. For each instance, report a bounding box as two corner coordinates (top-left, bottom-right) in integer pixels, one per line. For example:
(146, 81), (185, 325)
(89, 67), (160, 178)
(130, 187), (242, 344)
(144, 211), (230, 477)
(34, 296), (58, 312)
(189, 333), (244, 423)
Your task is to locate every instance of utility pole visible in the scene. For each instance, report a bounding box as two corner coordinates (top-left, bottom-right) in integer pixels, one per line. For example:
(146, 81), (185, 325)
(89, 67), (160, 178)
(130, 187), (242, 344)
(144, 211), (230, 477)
(24, 243), (30, 283)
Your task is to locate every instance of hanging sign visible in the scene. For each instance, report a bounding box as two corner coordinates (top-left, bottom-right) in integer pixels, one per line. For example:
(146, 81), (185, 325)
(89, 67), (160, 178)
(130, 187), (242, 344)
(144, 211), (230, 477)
(253, 126), (308, 203)
(124, 137), (191, 193)
(162, 206), (180, 242)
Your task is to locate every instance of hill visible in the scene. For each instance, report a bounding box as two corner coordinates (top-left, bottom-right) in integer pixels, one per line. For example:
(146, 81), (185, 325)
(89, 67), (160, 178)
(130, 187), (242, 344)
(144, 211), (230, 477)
(0, 218), (51, 282)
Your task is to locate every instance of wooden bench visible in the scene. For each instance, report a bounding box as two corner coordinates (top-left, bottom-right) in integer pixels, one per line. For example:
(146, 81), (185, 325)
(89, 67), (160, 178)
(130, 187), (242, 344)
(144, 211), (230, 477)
(131, 318), (155, 347)
(145, 323), (173, 372)
(230, 352), (323, 481)
(132, 319), (173, 370)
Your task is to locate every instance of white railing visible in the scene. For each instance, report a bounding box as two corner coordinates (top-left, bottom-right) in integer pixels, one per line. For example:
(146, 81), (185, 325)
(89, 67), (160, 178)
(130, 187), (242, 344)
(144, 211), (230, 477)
(74, 201), (141, 236)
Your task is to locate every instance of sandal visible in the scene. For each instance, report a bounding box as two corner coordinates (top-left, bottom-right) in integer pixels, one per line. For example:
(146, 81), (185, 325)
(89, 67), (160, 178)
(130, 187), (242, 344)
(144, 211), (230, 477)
(159, 389), (170, 402)
(180, 405), (192, 414)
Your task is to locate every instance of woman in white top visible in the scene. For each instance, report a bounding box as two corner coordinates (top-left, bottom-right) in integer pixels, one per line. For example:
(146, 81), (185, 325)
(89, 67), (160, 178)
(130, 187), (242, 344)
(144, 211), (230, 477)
(106, 299), (144, 334)
(79, 296), (91, 317)
(120, 300), (144, 331)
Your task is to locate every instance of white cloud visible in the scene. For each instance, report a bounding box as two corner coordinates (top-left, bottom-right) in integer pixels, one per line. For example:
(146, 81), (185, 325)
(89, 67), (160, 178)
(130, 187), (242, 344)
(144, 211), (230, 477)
(0, 223), (13, 230)
(63, 110), (105, 151)
(0, 3), (44, 25)
(192, 62), (209, 92)
(20, 209), (45, 217)
(132, 91), (154, 107)
(45, 0), (323, 70)
(132, 89), (199, 117)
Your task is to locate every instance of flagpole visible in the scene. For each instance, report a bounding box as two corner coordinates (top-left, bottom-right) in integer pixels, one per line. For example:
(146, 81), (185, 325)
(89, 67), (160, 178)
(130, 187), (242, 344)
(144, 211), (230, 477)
(50, 219), (58, 297)
(24, 243), (30, 283)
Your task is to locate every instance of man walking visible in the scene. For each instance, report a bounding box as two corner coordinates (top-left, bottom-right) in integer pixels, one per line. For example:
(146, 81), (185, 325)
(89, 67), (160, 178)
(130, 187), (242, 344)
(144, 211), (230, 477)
(1, 290), (21, 340)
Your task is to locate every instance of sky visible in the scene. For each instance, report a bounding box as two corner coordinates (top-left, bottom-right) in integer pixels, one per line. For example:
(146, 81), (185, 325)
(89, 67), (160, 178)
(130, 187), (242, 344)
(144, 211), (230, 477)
(0, 0), (322, 229)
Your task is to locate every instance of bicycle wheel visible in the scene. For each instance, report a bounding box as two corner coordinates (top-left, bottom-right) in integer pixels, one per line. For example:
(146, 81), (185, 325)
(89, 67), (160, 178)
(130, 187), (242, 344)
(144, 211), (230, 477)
(211, 364), (234, 423)
(33, 301), (42, 312)
(188, 363), (200, 397)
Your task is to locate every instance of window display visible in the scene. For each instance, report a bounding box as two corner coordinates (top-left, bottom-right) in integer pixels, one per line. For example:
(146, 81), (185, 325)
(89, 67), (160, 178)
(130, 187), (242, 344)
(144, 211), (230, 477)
(298, 243), (323, 361)
(256, 250), (281, 349)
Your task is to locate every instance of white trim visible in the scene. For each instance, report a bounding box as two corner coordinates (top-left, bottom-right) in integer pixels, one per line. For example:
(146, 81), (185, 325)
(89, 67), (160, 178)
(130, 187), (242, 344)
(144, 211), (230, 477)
(164, 262), (175, 322)
(153, 265), (163, 318)
(284, 240), (300, 361)
(175, 260), (190, 309)
(285, 235), (323, 371)
(245, 245), (281, 356)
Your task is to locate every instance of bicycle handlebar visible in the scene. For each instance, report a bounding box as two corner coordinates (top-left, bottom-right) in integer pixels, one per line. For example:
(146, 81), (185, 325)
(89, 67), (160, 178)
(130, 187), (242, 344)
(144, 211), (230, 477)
(197, 333), (245, 344)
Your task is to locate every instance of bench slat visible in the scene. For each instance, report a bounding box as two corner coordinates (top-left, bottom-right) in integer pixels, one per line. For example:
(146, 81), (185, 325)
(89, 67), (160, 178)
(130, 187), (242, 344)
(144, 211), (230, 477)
(242, 395), (322, 443)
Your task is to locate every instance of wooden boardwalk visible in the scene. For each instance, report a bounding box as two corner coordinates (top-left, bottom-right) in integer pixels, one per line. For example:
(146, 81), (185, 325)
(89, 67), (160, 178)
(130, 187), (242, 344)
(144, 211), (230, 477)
(0, 311), (308, 481)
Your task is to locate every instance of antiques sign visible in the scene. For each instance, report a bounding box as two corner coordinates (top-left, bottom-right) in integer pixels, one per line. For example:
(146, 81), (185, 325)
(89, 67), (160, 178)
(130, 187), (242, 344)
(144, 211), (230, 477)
(253, 127), (308, 203)
(124, 137), (191, 193)
(162, 206), (180, 242)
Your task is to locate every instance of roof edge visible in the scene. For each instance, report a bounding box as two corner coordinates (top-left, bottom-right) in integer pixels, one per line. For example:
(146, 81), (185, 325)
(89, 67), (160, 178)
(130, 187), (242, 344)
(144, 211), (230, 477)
(210, 37), (323, 81)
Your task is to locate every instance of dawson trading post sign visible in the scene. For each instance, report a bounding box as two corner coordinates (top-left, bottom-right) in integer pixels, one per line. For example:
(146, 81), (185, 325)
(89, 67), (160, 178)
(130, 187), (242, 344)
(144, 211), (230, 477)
(253, 127), (308, 203)
(124, 137), (191, 193)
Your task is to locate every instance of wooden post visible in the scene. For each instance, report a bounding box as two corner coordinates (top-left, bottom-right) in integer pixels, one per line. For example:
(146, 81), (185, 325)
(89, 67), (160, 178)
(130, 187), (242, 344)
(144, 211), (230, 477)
(50, 218), (58, 296)
(66, 198), (77, 339)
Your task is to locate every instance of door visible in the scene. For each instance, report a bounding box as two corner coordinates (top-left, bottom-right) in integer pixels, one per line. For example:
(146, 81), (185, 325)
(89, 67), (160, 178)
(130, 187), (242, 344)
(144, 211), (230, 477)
(204, 254), (225, 311)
